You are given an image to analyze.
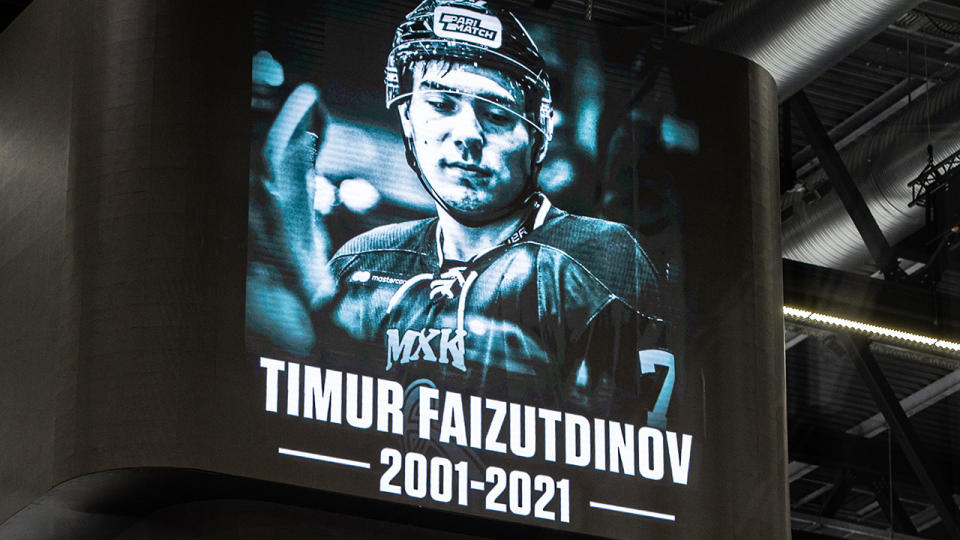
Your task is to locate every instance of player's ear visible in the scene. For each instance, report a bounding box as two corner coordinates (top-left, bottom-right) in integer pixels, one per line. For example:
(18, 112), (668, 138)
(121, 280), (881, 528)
(397, 101), (413, 138)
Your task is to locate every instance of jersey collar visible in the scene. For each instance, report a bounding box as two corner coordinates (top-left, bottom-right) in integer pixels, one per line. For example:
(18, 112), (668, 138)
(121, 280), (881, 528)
(433, 192), (554, 268)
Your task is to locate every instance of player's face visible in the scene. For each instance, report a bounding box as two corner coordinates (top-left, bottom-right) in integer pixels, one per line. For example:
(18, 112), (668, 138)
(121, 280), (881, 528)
(401, 62), (533, 218)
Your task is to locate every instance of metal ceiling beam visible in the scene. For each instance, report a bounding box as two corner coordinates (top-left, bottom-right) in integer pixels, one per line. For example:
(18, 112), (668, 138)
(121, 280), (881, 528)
(793, 482), (837, 509)
(789, 462), (819, 482)
(805, 85), (885, 108)
(786, 348), (960, 507)
(870, 475), (921, 535)
(923, 1), (960, 19)
(789, 531), (833, 540)
(788, 344), (960, 484)
(682, 0), (924, 100)
(856, 499), (883, 520)
(782, 259), (960, 339)
(787, 371), (960, 480)
(792, 511), (928, 540)
(886, 23), (960, 51)
(820, 470), (852, 518)
(788, 444), (940, 524)
(781, 60), (960, 272)
(792, 77), (925, 174)
(868, 34), (960, 70)
(786, 331), (809, 350)
(831, 58), (906, 85)
(847, 368), (960, 437)
(793, 32), (960, 177)
(789, 424), (918, 482)
(791, 91), (903, 278)
(790, 530), (840, 540)
(914, 504), (945, 532)
(841, 334), (960, 539)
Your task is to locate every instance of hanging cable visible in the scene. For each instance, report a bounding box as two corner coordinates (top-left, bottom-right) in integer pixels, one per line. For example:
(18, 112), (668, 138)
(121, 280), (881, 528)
(585, 0), (592, 21)
(663, 0), (667, 39)
(923, 41), (929, 142)
(906, 36), (912, 104)
(922, 39), (945, 330)
(888, 430), (893, 540)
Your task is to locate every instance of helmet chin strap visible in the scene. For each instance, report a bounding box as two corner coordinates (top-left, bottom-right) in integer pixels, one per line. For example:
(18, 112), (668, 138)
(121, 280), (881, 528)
(401, 134), (540, 228)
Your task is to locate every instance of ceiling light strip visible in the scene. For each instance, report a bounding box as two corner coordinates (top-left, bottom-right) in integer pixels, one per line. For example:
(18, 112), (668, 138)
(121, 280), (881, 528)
(783, 306), (960, 352)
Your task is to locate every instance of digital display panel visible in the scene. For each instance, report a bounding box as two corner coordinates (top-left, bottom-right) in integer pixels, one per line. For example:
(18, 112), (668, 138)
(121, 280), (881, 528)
(245, 1), (781, 537)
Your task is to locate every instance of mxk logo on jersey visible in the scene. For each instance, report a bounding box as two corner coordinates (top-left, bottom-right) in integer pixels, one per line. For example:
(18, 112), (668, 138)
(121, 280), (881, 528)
(386, 328), (467, 372)
(433, 6), (503, 49)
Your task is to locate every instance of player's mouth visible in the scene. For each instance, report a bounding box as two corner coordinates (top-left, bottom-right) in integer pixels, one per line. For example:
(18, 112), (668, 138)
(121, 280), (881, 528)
(442, 160), (493, 179)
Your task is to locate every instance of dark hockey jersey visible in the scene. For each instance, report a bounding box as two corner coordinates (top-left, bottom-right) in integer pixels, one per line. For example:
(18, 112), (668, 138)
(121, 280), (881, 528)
(322, 200), (663, 422)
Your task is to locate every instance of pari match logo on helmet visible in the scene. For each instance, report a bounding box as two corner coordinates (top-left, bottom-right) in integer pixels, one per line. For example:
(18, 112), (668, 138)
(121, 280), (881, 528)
(433, 6), (503, 48)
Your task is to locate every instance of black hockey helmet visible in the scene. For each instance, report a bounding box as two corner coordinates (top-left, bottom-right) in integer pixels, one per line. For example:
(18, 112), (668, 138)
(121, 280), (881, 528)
(385, 0), (554, 226)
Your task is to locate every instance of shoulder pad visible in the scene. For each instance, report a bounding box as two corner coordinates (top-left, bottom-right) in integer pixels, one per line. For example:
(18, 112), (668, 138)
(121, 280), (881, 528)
(532, 214), (659, 309)
(332, 219), (435, 259)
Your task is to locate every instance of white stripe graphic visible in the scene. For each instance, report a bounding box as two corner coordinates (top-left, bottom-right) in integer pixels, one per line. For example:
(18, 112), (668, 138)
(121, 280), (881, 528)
(589, 501), (676, 522)
(278, 447), (371, 469)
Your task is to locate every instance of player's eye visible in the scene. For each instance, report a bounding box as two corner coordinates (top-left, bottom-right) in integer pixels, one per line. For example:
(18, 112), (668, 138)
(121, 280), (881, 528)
(423, 93), (457, 114)
(480, 103), (518, 128)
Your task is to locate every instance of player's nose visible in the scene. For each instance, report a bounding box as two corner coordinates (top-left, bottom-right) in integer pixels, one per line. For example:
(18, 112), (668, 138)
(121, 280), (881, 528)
(450, 104), (484, 159)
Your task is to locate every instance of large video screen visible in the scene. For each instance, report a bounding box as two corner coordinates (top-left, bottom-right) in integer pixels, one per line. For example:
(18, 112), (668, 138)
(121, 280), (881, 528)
(245, 1), (781, 537)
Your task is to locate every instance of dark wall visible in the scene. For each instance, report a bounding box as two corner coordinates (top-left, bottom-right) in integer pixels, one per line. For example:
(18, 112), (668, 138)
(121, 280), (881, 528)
(0, 0), (74, 521)
(0, 0), (250, 525)
(114, 500), (486, 539)
(679, 58), (788, 538)
(59, 0), (249, 479)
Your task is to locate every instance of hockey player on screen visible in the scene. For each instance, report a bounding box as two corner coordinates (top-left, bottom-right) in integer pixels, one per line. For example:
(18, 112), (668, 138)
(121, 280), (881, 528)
(325, 0), (665, 421)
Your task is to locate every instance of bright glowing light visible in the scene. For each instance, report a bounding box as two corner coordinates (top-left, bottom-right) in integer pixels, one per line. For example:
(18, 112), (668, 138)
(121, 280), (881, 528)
(312, 173), (337, 215)
(783, 307), (811, 319)
(252, 50), (284, 87)
(936, 340), (960, 352)
(660, 115), (699, 153)
(466, 316), (488, 335)
(538, 158), (574, 193)
(783, 306), (959, 352)
(340, 178), (381, 213)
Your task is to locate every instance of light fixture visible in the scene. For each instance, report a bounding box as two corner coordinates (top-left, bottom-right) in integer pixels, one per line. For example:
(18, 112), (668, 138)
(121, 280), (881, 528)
(783, 306), (960, 353)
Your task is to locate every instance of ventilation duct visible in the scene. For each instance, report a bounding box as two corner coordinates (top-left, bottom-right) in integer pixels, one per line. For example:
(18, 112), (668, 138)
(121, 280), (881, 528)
(782, 76), (960, 270)
(683, 0), (923, 100)
(683, 0), (941, 271)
